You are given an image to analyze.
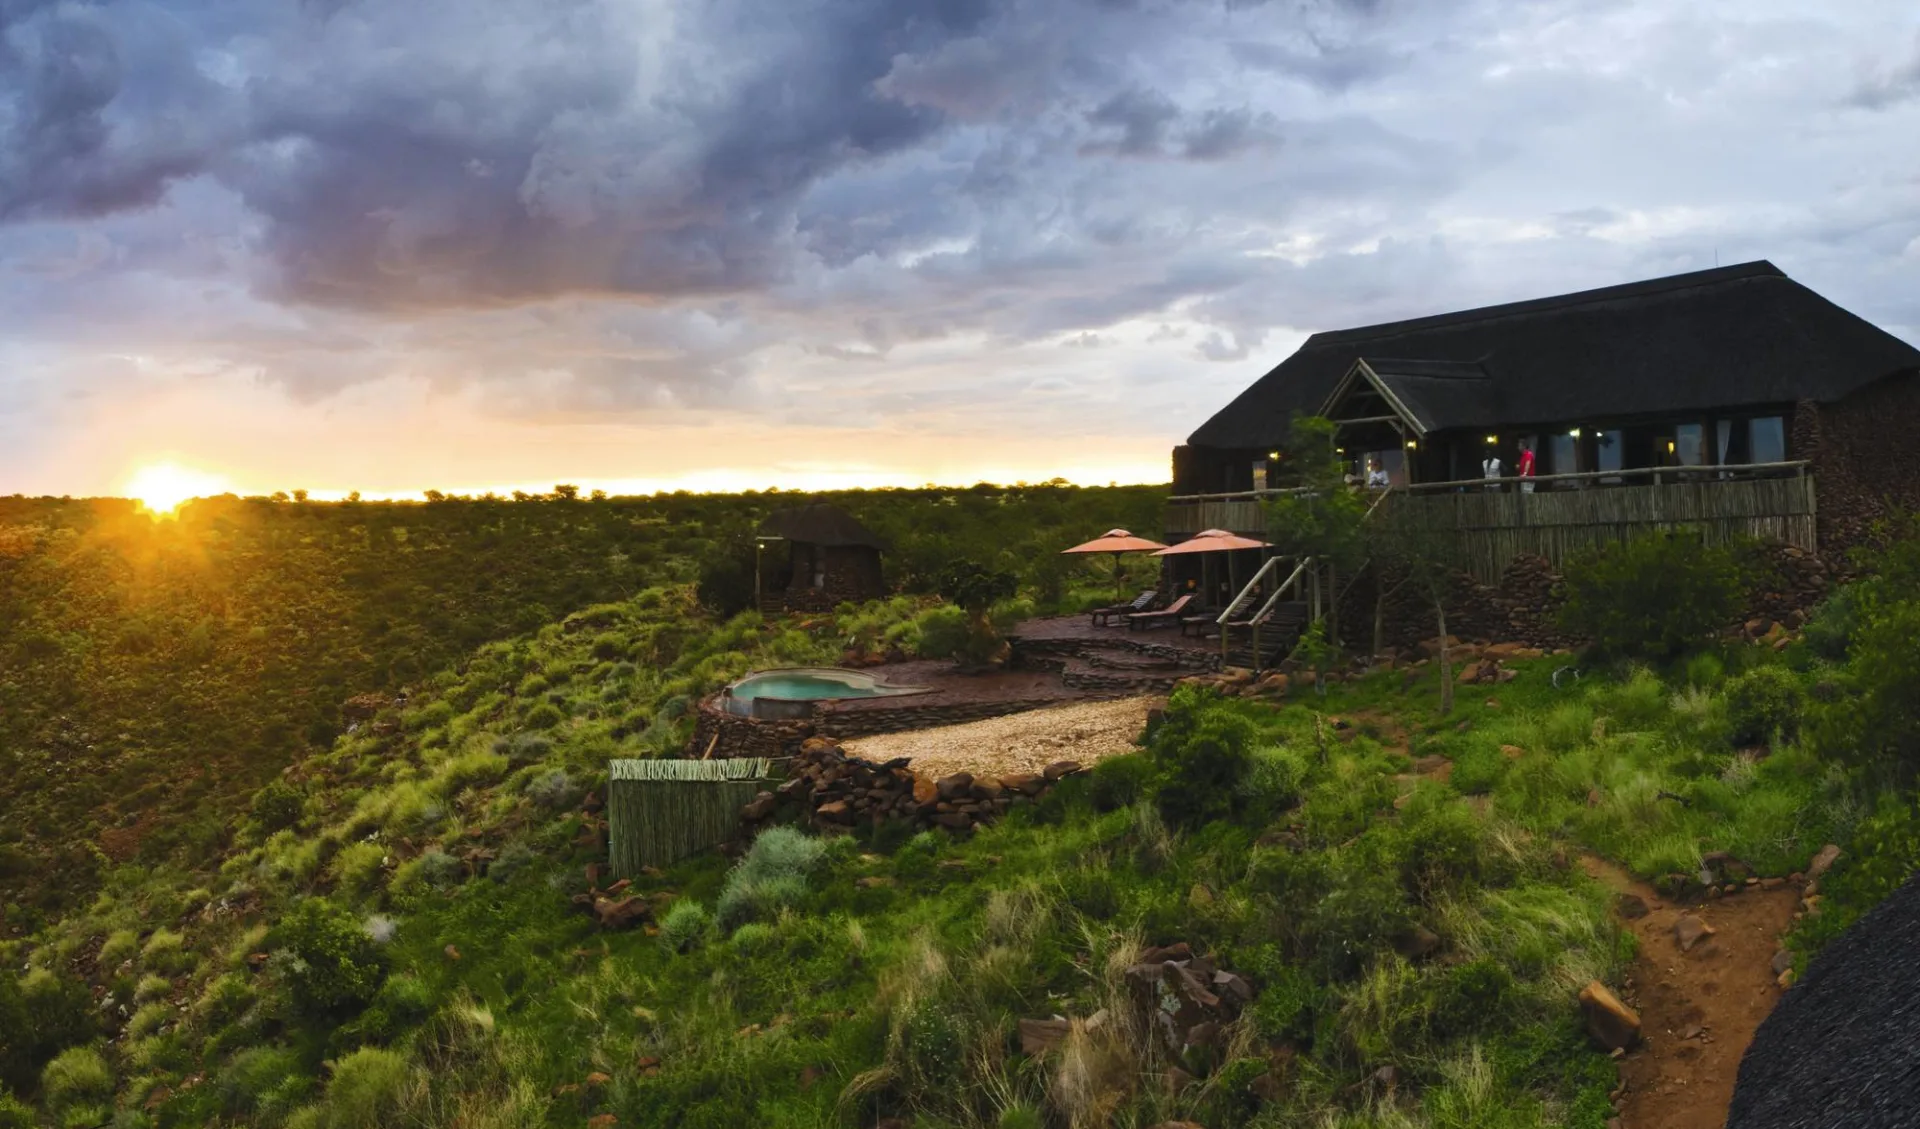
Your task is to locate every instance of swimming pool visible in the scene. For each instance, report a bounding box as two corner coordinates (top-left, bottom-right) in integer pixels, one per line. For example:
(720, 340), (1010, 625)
(722, 667), (929, 718)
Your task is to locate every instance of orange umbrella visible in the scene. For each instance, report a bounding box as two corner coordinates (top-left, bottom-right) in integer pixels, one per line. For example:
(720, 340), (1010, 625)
(1062, 529), (1167, 601)
(1151, 529), (1270, 555)
(1061, 529), (1167, 555)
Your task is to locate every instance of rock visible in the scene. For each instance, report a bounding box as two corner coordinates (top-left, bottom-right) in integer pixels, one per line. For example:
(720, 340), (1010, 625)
(855, 876), (895, 889)
(1394, 925), (1443, 961)
(911, 774), (938, 804)
(1000, 772), (1046, 795)
(934, 813), (974, 830)
(1807, 843), (1842, 881)
(741, 792), (778, 822)
(587, 1115), (617, 1129)
(1579, 980), (1642, 1051)
(1772, 949), (1793, 976)
(443, 944), (461, 962)
(815, 800), (852, 823)
(593, 896), (651, 930)
(1211, 970), (1254, 1008)
(971, 779), (1006, 803)
(1616, 894), (1650, 920)
(1043, 760), (1083, 782)
(1675, 914), (1716, 953)
(1139, 942), (1193, 964)
(1256, 672), (1290, 695)
(1777, 968), (1795, 988)
(1188, 883), (1215, 907)
(935, 773), (974, 801)
(1412, 754), (1451, 774)
(1500, 744), (1527, 759)
(1017, 1017), (1072, 1055)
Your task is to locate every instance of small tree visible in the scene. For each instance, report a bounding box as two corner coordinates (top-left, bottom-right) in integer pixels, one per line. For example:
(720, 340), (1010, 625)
(1812, 514), (1920, 782)
(936, 559), (1019, 668)
(1367, 496), (1468, 714)
(1556, 532), (1745, 659)
(1265, 415), (1368, 647)
(551, 484), (580, 501)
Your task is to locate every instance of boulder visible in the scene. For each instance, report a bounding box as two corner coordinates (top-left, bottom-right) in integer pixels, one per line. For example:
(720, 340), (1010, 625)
(1807, 843), (1842, 881)
(741, 792), (778, 822)
(1394, 925), (1443, 961)
(1615, 894), (1651, 920)
(911, 774), (938, 804)
(1000, 772), (1046, 796)
(934, 813), (974, 830)
(1500, 744), (1528, 759)
(1017, 1017), (1072, 1055)
(1675, 914), (1717, 953)
(935, 773), (975, 801)
(1043, 760), (1084, 782)
(814, 800), (852, 823)
(593, 896), (651, 930)
(1579, 980), (1642, 1051)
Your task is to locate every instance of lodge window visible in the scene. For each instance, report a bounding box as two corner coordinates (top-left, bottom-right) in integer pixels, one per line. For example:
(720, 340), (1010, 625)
(1673, 423), (1706, 467)
(1749, 416), (1786, 464)
(1595, 430), (1624, 483)
(1548, 432), (1580, 482)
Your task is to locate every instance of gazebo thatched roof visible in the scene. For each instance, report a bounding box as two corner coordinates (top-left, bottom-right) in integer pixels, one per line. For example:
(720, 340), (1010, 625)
(756, 503), (887, 550)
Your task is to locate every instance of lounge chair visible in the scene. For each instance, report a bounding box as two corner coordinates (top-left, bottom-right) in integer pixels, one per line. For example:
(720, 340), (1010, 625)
(1180, 609), (1223, 638)
(1125, 593), (1193, 632)
(1091, 590), (1157, 627)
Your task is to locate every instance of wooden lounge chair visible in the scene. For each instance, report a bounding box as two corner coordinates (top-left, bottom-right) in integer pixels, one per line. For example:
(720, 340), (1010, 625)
(1091, 590), (1157, 627)
(1126, 593), (1193, 632)
(1180, 609), (1223, 638)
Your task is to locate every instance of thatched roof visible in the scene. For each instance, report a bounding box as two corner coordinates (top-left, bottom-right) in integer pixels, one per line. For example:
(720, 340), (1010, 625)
(1729, 871), (1920, 1128)
(756, 503), (886, 549)
(1189, 261), (1920, 448)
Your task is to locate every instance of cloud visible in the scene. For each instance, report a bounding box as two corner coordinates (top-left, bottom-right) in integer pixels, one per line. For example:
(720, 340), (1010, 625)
(1847, 33), (1920, 108)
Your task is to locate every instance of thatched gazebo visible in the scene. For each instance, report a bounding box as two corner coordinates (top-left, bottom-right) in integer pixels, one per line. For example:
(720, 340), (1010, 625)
(755, 503), (887, 612)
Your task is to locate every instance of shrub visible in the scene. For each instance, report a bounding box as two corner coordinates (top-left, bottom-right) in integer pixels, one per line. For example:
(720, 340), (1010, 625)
(328, 842), (388, 896)
(716, 828), (826, 932)
(1557, 532), (1745, 659)
(134, 974), (174, 1004)
(141, 929), (194, 976)
(694, 543), (758, 618)
(488, 843), (537, 884)
(219, 1045), (311, 1120)
(430, 750), (509, 796)
(522, 703), (565, 730)
(323, 1046), (414, 1129)
(0, 1091), (31, 1129)
(659, 900), (710, 954)
(127, 1002), (173, 1039)
(1803, 583), (1866, 661)
(97, 929), (139, 969)
(270, 899), (387, 1018)
(523, 769), (582, 811)
(0, 969), (95, 1095)
(1086, 753), (1152, 812)
(1149, 693), (1258, 830)
(910, 604), (972, 660)
(193, 973), (256, 1029)
(1726, 665), (1805, 745)
(40, 1046), (112, 1119)
(252, 781), (307, 832)
(403, 700), (455, 733)
(1236, 744), (1309, 821)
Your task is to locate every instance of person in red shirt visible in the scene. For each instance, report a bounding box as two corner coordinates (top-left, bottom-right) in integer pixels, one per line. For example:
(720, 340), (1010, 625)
(1517, 441), (1537, 493)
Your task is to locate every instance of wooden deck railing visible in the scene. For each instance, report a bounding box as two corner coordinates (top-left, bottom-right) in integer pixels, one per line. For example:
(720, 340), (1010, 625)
(1166, 462), (1817, 582)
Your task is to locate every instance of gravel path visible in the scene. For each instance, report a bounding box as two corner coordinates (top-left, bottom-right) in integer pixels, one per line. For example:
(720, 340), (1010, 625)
(842, 695), (1161, 781)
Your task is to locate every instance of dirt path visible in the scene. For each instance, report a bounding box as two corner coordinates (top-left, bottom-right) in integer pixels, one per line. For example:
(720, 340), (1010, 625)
(1581, 857), (1801, 1129)
(841, 696), (1160, 781)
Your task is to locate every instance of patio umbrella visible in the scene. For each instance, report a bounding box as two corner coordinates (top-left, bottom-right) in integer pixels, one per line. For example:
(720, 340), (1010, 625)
(1061, 528), (1167, 600)
(1152, 529), (1273, 607)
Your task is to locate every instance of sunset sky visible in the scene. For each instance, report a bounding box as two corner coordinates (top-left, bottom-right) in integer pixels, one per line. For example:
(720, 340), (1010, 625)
(3, 0), (1918, 499)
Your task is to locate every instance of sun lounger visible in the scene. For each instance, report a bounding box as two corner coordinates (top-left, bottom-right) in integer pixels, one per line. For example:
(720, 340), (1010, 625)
(1091, 590), (1157, 627)
(1125, 593), (1193, 631)
(1180, 610), (1223, 638)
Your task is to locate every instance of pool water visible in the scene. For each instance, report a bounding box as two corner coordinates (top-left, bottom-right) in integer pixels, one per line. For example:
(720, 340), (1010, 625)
(722, 667), (927, 717)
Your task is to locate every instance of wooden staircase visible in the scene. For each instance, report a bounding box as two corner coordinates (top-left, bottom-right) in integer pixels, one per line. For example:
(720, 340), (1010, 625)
(1224, 600), (1310, 670)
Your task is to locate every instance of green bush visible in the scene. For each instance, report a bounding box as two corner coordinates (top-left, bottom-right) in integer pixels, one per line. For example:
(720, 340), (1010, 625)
(219, 1045), (312, 1121)
(40, 1046), (112, 1119)
(1803, 583), (1866, 661)
(141, 929), (194, 976)
(522, 703), (565, 730)
(322, 1046), (413, 1129)
(1086, 753), (1153, 812)
(430, 750), (509, 796)
(1557, 532), (1746, 659)
(1793, 794), (1920, 959)
(252, 781), (307, 832)
(1148, 690), (1258, 830)
(269, 900), (387, 1018)
(910, 604), (972, 660)
(0, 1090), (32, 1129)
(327, 842), (387, 896)
(659, 900), (710, 954)
(1725, 665), (1805, 745)
(716, 828), (826, 931)
(1236, 744), (1309, 821)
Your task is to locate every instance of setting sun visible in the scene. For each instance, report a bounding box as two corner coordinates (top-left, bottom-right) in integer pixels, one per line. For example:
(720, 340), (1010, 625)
(124, 463), (232, 515)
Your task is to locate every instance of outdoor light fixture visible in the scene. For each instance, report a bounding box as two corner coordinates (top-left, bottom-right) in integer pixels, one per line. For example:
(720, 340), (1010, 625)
(1268, 450), (1281, 461)
(1485, 435), (1498, 444)
(1405, 439), (1417, 449)
(1569, 428), (1582, 438)
(1667, 440), (1677, 452)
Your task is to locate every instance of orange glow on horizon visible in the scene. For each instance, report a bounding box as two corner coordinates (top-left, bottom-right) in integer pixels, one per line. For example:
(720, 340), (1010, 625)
(123, 463), (236, 515)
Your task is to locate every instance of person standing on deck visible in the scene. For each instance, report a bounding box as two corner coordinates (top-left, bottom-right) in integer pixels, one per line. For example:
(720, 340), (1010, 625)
(1483, 450), (1503, 491)
(1366, 459), (1389, 490)
(1517, 441), (1537, 494)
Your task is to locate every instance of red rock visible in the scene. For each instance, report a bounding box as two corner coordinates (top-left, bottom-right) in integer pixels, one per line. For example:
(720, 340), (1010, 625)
(593, 896), (651, 929)
(1807, 843), (1842, 881)
(935, 773), (974, 801)
(1043, 760), (1083, 781)
(1674, 914), (1716, 953)
(1017, 1017), (1072, 1055)
(815, 800), (852, 822)
(1579, 980), (1641, 1051)
(443, 944), (462, 961)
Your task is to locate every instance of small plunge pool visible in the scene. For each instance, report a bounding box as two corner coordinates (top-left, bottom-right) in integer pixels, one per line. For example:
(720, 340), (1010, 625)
(722, 667), (929, 718)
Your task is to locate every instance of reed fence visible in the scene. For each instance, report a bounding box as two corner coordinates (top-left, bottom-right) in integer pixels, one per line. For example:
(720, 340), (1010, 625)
(607, 758), (773, 876)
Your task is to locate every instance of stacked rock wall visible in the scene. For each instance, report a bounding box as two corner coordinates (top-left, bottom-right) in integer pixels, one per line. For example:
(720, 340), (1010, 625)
(738, 736), (1082, 834)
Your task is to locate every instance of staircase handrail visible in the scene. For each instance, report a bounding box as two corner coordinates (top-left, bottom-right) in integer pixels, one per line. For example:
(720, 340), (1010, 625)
(1247, 556), (1313, 623)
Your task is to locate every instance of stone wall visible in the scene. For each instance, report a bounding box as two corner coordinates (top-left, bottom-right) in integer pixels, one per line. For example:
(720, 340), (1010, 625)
(738, 736), (1084, 835)
(1334, 542), (1832, 655)
(1797, 375), (1920, 568)
(687, 690), (1125, 759)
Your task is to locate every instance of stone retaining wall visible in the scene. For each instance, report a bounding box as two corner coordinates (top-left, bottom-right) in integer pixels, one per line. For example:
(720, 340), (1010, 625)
(738, 737), (1083, 835)
(687, 691), (1126, 760)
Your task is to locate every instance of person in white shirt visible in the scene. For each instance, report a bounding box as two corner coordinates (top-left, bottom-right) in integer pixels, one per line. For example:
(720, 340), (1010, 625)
(1366, 459), (1389, 489)
(1483, 452), (1503, 491)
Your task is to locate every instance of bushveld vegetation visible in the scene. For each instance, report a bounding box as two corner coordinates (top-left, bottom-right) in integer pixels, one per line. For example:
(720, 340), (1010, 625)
(3, 488), (1918, 1127)
(0, 483), (1161, 920)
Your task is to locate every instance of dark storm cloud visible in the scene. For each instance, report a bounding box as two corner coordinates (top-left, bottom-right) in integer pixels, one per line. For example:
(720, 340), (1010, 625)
(1847, 34), (1920, 109)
